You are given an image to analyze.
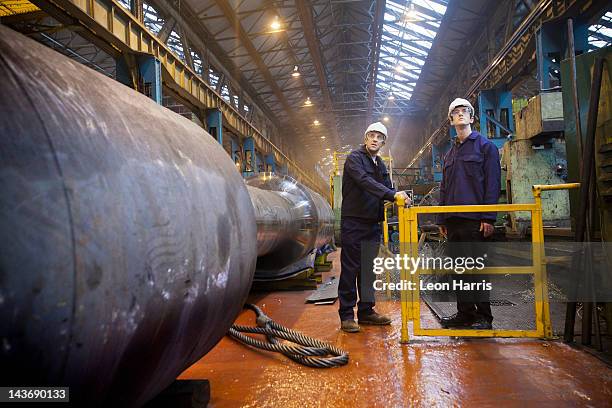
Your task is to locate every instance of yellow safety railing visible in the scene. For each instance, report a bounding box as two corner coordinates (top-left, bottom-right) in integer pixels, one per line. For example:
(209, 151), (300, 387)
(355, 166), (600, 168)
(382, 201), (394, 298)
(395, 183), (580, 343)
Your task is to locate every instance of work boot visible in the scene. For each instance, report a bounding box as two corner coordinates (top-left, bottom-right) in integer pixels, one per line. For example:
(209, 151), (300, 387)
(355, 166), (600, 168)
(440, 313), (474, 328)
(470, 318), (493, 330)
(358, 311), (392, 325)
(341, 320), (360, 333)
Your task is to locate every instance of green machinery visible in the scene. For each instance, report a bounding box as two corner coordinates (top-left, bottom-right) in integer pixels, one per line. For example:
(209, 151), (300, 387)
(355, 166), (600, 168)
(502, 90), (571, 236)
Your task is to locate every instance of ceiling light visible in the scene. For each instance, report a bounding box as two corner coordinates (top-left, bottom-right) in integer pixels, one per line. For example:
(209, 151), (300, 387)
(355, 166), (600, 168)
(292, 65), (300, 77)
(383, 116), (390, 122)
(326, 148), (331, 151)
(395, 66), (403, 73)
(403, 4), (418, 21)
(313, 120), (320, 126)
(388, 93), (395, 100)
(270, 17), (281, 30)
(304, 97), (312, 106)
(320, 136), (326, 139)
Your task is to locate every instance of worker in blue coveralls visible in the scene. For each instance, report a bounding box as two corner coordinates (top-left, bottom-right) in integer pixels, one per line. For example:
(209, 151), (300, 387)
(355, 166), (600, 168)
(438, 98), (501, 330)
(339, 122), (410, 333)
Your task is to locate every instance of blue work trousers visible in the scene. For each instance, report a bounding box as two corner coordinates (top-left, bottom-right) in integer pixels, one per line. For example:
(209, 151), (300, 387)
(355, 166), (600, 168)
(338, 217), (381, 321)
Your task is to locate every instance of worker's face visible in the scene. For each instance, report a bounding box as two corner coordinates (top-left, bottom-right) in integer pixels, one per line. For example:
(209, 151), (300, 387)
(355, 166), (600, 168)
(450, 106), (474, 126)
(365, 131), (385, 154)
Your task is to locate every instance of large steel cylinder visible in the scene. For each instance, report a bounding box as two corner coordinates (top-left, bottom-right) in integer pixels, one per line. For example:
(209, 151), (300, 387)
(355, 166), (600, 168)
(0, 26), (257, 406)
(246, 174), (334, 278)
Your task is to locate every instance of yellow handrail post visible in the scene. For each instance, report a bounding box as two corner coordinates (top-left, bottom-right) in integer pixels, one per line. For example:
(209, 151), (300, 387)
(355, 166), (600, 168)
(407, 205), (420, 334)
(397, 197), (410, 343)
(383, 202), (392, 299)
(532, 183), (579, 339)
(329, 174), (334, 207)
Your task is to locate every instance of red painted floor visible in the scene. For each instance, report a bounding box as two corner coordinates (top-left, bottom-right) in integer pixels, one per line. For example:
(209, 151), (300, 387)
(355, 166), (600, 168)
(180, 250), (612, 407)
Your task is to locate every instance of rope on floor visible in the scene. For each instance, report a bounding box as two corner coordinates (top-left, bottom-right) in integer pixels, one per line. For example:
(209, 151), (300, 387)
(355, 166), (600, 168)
(228, 303), (349, 368)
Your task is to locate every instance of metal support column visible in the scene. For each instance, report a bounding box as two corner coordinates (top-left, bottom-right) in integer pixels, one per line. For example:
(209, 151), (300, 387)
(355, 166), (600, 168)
(432, 141), (451, 182)
(231, 138), (241, 171)
(116, 55), (162, 104)
(243, 137), (256, 177)
(206, 109), (223, 144)
(265, 154), (276, 173)
(536, 18), (588, 90)
(478, 87), (514, 145)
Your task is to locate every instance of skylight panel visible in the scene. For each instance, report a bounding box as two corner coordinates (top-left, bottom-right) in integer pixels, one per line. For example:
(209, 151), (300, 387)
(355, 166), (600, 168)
(375, 0), (448, 103)
(412, 0), (446, 16)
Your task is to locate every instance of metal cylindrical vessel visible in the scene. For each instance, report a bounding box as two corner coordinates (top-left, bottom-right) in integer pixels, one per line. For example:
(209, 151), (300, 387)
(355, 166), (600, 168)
(246, 174), (334, 277)
(306, 186), (335, 250)
(0, 26), (257, 406)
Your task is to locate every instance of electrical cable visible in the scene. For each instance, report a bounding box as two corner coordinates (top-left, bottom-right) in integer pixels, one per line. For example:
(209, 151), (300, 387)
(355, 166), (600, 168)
(228, 303), (349, 368)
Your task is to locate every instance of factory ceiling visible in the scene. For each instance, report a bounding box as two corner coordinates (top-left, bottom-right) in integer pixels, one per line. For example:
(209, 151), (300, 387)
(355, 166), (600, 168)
(141, 0), (458, 172)
(1, 0), (610, 178)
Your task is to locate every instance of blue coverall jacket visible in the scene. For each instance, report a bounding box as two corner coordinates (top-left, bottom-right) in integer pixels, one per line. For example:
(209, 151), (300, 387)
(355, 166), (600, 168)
(341, 147), (396, 223)
(438, 131), (501, 224)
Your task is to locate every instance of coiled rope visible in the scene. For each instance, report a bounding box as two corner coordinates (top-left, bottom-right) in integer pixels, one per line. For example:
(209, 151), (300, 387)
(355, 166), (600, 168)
(228, 303), (349, 368)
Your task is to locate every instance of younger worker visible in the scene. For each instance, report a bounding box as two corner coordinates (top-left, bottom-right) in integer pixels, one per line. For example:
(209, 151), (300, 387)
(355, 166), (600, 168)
(438, 98), (501, 330)
(339, 121), (410, 333)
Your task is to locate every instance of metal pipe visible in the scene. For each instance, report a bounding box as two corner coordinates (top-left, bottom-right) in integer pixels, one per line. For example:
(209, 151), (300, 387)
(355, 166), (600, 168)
(567, 18), (584, 163)
(564, 57), (605, 344)
(0, 25), (336, 406)
(580, 57), (605, 347)
(0, 26), (257, 406)
(246, 174), (333, 277)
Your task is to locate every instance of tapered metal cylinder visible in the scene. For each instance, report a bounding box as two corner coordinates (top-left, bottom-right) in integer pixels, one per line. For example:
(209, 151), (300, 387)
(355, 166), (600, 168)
(0, 26), (257, 406)
(246, 174), (334, 277)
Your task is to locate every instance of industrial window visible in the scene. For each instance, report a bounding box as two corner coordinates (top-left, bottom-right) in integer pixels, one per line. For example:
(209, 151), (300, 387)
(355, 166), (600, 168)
(167, 29), (185, 61)
(116, 0), (130, 11)
(221, 83), (230, 101)
(209, 68), (220, 89)
(588, 11), (612, 49)
(142, 3), (164, 36)
(191, 50), (203, 75)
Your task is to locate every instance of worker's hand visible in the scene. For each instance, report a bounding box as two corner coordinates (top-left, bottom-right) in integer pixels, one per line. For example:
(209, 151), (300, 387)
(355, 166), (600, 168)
(480, 221), (494, 238)
(438, 225), (447, 238)
(394, 191), (411, 206)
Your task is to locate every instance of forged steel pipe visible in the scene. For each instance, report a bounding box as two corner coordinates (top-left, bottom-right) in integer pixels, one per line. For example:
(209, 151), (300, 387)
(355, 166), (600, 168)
(246, 174), (334, 277)
(0, 26), (257, 406)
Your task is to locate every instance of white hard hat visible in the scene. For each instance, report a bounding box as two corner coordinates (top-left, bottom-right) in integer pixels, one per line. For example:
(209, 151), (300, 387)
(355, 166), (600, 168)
(448, 98), (475, 119)
(364, 122), (388, 139)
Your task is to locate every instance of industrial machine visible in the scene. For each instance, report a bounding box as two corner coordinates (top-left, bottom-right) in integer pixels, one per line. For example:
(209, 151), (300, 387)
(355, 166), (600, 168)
(0, 26), (332, 406)
(502, 90), (571, 235)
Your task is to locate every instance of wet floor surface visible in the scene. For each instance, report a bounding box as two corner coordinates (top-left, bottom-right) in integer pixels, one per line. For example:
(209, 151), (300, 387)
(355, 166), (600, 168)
(180, 250), (612, 407)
